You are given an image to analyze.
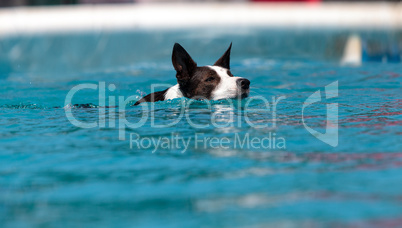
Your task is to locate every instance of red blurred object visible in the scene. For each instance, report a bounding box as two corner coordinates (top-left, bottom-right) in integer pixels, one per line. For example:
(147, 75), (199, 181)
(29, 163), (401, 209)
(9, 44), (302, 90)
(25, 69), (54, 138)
(251, 0), (321, 2)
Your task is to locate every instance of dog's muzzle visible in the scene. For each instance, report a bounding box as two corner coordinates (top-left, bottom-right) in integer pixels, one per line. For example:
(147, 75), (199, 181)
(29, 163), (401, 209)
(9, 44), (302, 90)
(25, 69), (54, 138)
(236, 78), (250, 98)
(237, 78), (250, 90)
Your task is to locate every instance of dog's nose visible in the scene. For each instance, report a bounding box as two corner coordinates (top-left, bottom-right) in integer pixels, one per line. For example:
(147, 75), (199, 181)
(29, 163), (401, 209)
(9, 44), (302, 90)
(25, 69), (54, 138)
(237, 78), (250, 90)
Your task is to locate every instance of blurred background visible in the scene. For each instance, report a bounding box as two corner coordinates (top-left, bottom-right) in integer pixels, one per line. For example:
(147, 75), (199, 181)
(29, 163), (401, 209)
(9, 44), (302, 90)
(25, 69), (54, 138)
(1, 0), (402, 6)
(0, 0), (401, 80)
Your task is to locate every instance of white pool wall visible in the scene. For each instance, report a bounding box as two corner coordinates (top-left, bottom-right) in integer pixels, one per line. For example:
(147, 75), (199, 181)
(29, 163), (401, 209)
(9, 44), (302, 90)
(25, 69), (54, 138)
(0, 2), (401, 37)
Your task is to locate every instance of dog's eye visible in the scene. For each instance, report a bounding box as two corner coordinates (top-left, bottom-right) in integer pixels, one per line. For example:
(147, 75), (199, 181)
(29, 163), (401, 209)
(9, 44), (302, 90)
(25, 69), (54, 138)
(205, 77), (215, 82)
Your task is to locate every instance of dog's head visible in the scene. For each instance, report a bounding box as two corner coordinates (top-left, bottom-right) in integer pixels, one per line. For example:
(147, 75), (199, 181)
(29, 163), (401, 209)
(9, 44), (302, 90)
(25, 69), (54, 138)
(172, 43), (250, 100)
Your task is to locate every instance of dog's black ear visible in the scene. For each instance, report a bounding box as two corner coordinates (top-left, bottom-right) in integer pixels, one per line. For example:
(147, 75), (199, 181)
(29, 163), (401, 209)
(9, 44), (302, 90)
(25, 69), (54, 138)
(172, 43), (197, 86)
(214, 42), (232, 69)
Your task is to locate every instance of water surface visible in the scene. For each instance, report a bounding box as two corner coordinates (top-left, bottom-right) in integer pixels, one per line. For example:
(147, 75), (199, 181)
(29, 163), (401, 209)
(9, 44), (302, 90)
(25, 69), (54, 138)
(0, 28), (401, 227)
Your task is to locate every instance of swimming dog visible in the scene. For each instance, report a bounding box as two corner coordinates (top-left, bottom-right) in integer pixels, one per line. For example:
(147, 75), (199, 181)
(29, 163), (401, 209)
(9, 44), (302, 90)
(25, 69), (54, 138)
(134, 43), (250, 105)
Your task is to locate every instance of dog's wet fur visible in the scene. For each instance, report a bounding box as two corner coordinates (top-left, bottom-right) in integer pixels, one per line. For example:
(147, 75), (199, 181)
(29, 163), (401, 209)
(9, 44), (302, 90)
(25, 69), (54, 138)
(134, 43), (250, 105)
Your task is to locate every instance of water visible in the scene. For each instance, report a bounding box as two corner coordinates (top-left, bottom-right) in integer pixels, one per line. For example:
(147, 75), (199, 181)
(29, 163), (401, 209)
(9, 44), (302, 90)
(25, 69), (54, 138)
(0, 28), (401, 227)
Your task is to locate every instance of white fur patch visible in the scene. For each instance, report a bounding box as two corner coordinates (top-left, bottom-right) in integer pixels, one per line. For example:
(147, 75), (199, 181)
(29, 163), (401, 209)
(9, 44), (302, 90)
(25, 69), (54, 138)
(164, 84), (183, 100)
(208, 66), (244, 100)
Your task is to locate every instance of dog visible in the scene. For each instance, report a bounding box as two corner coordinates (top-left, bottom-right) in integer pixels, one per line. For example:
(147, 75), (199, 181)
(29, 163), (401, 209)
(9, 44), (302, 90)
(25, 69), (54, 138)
(134, 43), (250, 105)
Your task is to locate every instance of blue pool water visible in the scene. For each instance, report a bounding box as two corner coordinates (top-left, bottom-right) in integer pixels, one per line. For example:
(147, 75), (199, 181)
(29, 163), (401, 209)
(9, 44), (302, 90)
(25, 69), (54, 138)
(0, 28), (401, 227)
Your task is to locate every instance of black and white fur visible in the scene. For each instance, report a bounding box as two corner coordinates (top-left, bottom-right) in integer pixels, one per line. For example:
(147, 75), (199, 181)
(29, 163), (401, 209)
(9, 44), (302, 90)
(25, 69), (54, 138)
(134, 43), (250, 105)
